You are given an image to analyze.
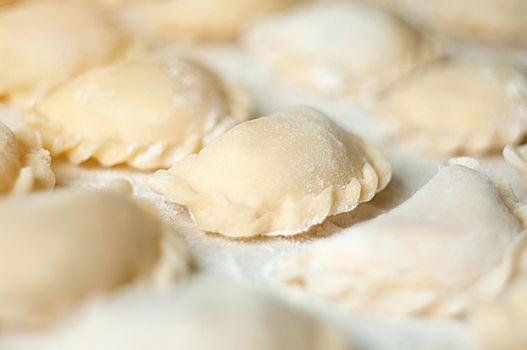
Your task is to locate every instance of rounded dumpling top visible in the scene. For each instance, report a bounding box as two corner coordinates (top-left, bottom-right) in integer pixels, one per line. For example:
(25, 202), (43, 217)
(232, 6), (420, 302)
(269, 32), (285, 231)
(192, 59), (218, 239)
(0, 190), (190, 327)
(0, 121), (54, 194)
(243, 1), (438, 99)
(118, 0), (307, 44)
(149, 106), (391, 237)
(30, 54), (252, 170)
(375, 60), (527, 155)
(0, 0), (132, 104)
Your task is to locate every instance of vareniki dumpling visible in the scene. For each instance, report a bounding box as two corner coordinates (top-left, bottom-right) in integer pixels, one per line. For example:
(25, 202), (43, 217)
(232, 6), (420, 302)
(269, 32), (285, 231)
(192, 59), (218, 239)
(375, 61), (527, 155)
(243, 1), (437, 99)
(1, 277), (348, 350)
(0, 0), (132, 105)
(29, 54), (251, 170)
(0, 190), (190, 327)
(272, 159), (526, 316)
(119, 0), (307, 44)
(149, 107), (391, 237)
(0, 121), (54, 194)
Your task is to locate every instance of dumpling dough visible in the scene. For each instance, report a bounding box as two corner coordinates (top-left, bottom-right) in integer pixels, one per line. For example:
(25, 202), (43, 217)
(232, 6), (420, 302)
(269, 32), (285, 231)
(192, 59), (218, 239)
(29, 54), (251, 170)
(471, 272), (527, 350)
(396, 0), (527, 48)
(375, 60), (527, 155)
(119, 0), (306, 44)
(243, 1), (438, 99)
(0, 121), (54, 194)
(0, 277), (348, 350)
(0, 190), (190, 327)
(272, 159), (526, 317)
(0, 0), (131, 105)
(149, 106), (391, 238)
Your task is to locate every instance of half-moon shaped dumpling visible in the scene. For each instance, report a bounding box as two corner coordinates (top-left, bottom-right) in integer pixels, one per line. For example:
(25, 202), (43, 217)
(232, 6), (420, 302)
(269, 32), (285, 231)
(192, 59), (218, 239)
(375, 60), (527, 155)
(0, 190), (190, 328)
(0, 121), (54, 194)
(242, 1), (438, 99)
(0, 1), (132, 105)
(1, 277), (349, 350)
(149, 107), (391, 238)
(272, 159), (526, 317)
(119, 0), (306, 44)
(28, 54), (251, 170)
(471, 272), (527, 350)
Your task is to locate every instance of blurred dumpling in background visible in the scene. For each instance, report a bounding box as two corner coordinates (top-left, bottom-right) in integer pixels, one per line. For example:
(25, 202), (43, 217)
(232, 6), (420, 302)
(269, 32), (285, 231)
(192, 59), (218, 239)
(27, 53), (252, 170)
(0, 0), (134, 106)
(374, 60), (527, 155)
(118, 0), (308, 45)
(0, 121), (54, 194)
(364, 0), (527, 48)
(0, 190), (190, 328)
(243, 1), (439, 100)
(0, 276), (349, 350)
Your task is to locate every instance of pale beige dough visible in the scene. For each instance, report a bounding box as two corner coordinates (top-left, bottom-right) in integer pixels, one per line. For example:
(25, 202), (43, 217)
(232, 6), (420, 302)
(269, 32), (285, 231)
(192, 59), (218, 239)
(390, 0), (527, 48)
(29, 54), (251, 170)
(0, 0), (132, 105)
(0, 121), (54, 194)
(0, 190), (190, 328)
(1, 276), (349, 350)
(243, 1), (438, 99)
(471, 271), (527, 350)
(375, 60), (527, 155)
(149, 106), (391, 238)
(272, 159), (526, 317)
(118, 0), (306, 44)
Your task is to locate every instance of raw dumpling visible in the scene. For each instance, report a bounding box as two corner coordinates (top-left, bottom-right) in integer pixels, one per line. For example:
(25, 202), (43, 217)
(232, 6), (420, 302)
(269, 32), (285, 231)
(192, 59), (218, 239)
(375, 61), (527, 155)
(243, 1), (438, 99)
(272, 159), (526, 317)
(119, 0), (306, 44)
(396, 0), (527, 48)
(28, 54), (251, 170)
(504, 144), (527, 183)
(0, 1), (132, 105)
(471, 271), (527, 350)
(0, 121), (54, 194)
(0, 276), (348, 350)
(0, 190), (190, 328)
(149, 107), (391, 238)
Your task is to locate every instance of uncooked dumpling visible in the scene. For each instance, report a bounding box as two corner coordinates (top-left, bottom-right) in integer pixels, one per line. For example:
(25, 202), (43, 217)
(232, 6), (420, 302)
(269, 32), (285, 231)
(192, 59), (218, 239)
(149, 107), (391, 238)
(0, 1), (132, 105)
(243, 1), (438, 99)
(29, 54), (251, 170)
(0, 190), (190, 327)
(397, 0), (527, 48)
(375, 61), (527, 155)
(272, 159), (526, 316)
(471, 271), (527, 350)
(1, 277), (348, 350)
(0, 121), (54, 194)
(119, 0), (306, 44)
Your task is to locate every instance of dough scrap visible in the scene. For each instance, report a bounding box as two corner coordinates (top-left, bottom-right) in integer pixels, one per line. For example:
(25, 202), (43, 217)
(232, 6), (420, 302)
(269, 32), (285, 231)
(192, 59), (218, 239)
(272, 159), (526, 317)
(375, 60), (527, 155)
(29, 54), (251, 170)
(118, 0), (306, 44)
(243, 1), (438, 99)
(0, 121), (54, 194)
(0, 0), (132, 106)
(1, 276), (348, 350)
(149, 106), (391, 238)
(0, 190), (190, 328)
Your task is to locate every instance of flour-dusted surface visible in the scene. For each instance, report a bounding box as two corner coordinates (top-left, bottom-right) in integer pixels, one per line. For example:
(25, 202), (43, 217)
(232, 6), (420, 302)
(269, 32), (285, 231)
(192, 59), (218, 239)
(1, 44), (527, 350)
